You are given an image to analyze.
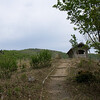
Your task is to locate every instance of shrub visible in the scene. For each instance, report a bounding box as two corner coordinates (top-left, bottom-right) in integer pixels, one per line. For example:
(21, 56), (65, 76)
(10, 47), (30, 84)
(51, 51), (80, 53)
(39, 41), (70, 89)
(0, 57), (17, 71)
(30, 54), (40, 68)
(39, 50), (51, 60)
(76, 70), (95, 83)
(0, 57), (18, 79)
(30, 50), (52, 69)
(39, 50), (51, 67)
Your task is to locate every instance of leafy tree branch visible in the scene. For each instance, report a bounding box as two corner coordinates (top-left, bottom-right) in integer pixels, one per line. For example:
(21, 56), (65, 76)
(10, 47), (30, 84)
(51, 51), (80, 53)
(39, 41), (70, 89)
(53, 0), (100, 53)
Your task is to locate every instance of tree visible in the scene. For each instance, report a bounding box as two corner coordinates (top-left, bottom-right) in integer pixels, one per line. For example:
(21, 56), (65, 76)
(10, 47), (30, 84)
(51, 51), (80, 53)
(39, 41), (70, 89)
(53, 0), (100, 53)
(69, 34), (78, 48)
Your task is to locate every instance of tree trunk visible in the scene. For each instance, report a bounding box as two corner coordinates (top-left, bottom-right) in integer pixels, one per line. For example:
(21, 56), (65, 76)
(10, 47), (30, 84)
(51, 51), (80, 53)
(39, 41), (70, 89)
(98, 30), (100, 42)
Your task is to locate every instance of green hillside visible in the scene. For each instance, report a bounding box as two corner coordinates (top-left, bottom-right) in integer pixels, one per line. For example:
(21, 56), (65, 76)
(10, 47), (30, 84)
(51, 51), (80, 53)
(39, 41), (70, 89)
(88, 53), (100, 60)
(0, 49), (68, 100)
(0, 49), (100, 100)
(0, 48), (68, 60)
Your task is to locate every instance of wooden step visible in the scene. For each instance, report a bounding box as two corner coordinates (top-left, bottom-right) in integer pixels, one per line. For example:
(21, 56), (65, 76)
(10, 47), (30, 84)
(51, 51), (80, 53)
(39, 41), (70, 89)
(57, 67), (67, 69)
(49, 75), (67, 78)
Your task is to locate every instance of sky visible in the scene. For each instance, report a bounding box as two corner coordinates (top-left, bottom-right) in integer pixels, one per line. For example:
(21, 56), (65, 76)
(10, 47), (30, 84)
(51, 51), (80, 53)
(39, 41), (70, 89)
(0, 0), (86, 53)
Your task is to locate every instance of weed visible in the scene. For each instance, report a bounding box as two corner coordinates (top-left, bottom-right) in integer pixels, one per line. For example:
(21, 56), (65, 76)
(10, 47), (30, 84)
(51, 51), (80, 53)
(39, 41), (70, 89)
(14, 87), (21, 93)
(20, 73), (27, 81)
(0, 70), (12, 79)
(21, 64), (26, 69)
(0, 85), (4, 93)
(7, 89), (12, 97)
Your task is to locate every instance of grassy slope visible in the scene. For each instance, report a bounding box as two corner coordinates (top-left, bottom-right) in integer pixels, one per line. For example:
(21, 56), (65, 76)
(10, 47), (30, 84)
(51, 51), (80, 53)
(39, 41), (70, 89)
(0, 49), (100, 100)
(0, 48), (68, 59)
(0, 49), (68, 100)
(0, 62), (56, 100)
(65, 58), (100, 100)
(1, 49), (99, 60)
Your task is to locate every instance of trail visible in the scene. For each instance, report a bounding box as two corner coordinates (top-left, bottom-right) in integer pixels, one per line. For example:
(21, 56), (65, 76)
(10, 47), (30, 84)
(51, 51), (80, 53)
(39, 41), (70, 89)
(42, 59), (100, 100)
(44, 59), (70, 100)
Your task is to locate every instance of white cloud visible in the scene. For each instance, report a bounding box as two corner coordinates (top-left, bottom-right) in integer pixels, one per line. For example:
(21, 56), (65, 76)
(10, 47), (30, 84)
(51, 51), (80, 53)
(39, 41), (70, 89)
(0, 0), (86, 52)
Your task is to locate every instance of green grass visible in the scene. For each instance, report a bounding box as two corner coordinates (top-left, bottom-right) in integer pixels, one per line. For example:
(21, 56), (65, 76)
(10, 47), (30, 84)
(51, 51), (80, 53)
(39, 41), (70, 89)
(0, 49), (68, 100)
(88, 53), (100, 60)
(0, 49), (68, 60)
(0, 48), (68, 79)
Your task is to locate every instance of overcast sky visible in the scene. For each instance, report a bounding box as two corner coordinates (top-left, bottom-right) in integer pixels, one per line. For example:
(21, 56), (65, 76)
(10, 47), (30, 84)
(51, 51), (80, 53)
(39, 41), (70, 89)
(0, 0), (86, 52)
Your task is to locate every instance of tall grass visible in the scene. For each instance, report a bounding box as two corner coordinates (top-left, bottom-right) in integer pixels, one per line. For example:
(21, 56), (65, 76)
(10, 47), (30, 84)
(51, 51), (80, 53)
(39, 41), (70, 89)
(30, 50), (52, 69)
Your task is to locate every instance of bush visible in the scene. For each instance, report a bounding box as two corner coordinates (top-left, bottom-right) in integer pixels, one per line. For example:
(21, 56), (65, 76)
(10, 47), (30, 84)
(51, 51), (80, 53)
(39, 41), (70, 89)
(39, 50), (52, 67)
(30, 50), (52, 69)
(76, 70), (95, 83)
(0, 57), (17, 79)
(30, 54), (40, 68)
(0, 57), (17, 71)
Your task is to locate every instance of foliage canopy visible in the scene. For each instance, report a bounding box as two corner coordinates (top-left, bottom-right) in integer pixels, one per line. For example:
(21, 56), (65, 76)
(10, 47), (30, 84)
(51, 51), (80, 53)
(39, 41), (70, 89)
(69, 34), (78, 48)
(54, 0), (100, 53)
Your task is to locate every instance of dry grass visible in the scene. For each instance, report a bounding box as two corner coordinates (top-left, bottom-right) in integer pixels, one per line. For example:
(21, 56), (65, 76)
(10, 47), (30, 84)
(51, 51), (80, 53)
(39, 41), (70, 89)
(0, 59), (55, 100)
(65, 58), (100, 100)
(1, 58), (100, 100)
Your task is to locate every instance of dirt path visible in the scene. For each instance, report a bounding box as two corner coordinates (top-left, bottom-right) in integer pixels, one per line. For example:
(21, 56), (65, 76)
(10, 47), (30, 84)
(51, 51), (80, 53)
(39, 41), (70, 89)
(44, 59), (70, 100)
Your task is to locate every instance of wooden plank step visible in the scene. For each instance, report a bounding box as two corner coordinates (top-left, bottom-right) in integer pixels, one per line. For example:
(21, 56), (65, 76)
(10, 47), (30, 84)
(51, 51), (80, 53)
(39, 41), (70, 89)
(49, 75), (67, 78)
(57, 67), (67, 69)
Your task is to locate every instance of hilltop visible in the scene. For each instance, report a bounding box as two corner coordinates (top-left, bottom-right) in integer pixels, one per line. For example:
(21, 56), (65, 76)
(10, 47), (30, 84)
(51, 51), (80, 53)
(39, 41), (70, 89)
(0, 48), (68, 59)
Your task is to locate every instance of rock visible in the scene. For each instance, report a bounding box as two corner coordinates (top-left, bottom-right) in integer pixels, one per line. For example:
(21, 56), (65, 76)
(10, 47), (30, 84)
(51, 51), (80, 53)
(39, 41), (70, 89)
(28, 76), (35, 82)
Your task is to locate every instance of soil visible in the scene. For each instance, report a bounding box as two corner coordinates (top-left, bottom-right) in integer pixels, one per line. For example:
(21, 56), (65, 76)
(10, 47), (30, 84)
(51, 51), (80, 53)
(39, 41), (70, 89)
(44, 59), (71, 100)
(43, 59), (100, 100)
